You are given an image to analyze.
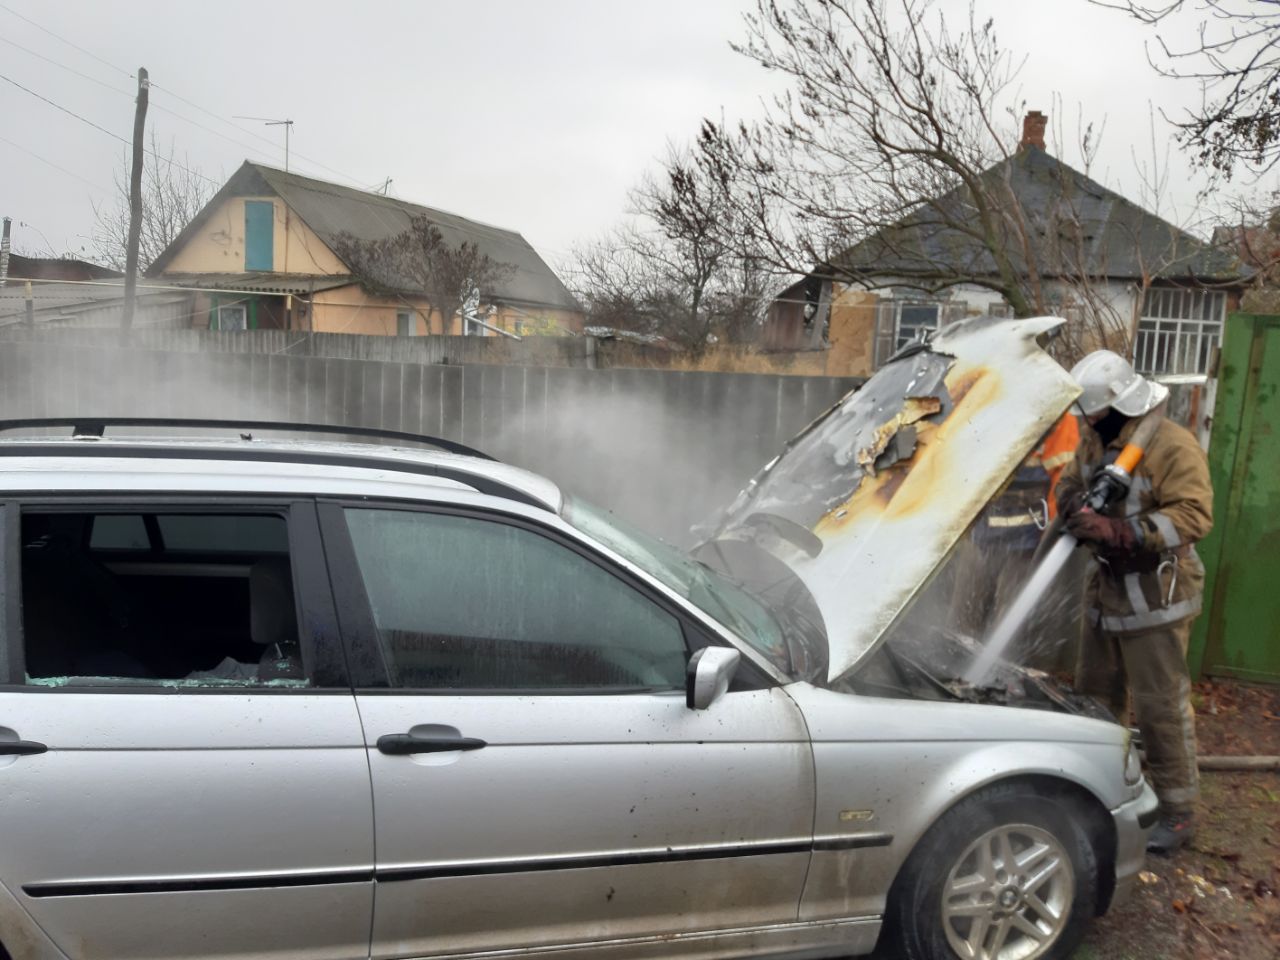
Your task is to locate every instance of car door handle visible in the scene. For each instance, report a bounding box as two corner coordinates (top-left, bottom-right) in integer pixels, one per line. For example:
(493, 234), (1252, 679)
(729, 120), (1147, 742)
(0, 740), (47, 756)
(376, 733), (487, 755)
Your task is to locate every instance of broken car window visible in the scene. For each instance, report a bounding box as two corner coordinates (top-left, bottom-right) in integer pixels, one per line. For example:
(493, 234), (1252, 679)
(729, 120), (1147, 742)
(21, 510), (310, 688)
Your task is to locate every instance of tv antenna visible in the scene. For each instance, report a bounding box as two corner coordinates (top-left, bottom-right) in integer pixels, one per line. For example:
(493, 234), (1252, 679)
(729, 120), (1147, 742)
(235, 116), (294, 171)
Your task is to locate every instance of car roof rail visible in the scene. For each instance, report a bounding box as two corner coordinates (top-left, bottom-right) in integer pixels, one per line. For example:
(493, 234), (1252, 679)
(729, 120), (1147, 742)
(0, 417), (496, 461)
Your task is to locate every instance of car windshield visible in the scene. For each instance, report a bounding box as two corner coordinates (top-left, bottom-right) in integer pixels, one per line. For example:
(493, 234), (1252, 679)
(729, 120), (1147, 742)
(562, 495), (793, 675)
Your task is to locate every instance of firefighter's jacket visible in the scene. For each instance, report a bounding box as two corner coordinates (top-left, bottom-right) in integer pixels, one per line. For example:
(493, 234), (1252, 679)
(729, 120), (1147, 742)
(975, 414), (1079, 552)
(1060, 415), (1214, 635)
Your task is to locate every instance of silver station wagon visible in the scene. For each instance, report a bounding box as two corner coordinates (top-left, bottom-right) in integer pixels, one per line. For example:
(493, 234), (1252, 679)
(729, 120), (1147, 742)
(0, 316), (1155, 960)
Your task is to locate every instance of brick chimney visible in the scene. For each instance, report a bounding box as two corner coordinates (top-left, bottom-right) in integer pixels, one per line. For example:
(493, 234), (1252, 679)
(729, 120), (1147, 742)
(1020, 110), (1047, 151)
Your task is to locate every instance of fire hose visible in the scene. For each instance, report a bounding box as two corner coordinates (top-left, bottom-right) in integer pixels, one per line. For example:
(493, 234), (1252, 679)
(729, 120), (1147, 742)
(1033, 403), (1168, 562)
(965, 404), (1169, 686)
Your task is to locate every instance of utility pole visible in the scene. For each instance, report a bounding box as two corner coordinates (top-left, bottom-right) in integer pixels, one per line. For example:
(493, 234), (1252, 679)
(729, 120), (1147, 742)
(0, 217), (11, 289)
(121, 67), (149, 332)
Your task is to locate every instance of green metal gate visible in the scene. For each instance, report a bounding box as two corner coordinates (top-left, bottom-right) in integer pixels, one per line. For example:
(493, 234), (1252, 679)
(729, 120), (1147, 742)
(1190, 313), (1280, 683)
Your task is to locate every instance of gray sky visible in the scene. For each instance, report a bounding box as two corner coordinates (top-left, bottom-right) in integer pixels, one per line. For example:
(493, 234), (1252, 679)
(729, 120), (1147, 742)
(0, 0), (1242, 268)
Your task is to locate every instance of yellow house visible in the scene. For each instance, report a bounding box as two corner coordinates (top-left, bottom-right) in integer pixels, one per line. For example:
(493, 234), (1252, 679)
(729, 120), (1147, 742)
(148, 161), (583, 337)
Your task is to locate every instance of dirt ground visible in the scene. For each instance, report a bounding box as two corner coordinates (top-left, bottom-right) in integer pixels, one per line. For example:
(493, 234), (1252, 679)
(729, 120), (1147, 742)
(1073, 680), (1280, 960)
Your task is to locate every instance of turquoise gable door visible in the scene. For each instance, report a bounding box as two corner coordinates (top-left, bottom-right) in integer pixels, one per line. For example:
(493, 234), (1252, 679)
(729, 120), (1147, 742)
(244, 201), (274, 271)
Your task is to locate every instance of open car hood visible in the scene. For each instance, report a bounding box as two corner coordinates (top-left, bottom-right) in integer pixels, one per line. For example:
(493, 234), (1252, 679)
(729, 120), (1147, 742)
(706, 316), (1081, 683)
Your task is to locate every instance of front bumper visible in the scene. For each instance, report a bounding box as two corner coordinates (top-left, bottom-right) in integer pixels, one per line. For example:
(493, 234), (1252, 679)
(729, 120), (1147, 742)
(1109, 779), (1160, 908)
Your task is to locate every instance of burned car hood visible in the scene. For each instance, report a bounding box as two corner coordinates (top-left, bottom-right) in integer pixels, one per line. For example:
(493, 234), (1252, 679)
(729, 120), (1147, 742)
(705, 316), (1081, 684)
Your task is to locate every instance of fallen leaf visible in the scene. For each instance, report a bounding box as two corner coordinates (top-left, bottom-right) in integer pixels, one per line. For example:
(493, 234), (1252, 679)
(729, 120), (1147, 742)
(1139, 870), (1161, 885)
(1172, 898), (1188, 913)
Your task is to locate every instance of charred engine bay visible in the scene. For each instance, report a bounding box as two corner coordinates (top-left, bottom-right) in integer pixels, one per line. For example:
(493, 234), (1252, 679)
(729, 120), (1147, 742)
(839, 625), (1114, 721)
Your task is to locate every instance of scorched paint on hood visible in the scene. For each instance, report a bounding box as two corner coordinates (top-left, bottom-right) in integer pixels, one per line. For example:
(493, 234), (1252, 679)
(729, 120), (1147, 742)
(707, 316), (1082, 683)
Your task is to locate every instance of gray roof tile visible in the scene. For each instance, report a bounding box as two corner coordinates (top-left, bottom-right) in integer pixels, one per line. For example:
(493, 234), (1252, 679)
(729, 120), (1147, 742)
(151, 162), (580, 312)
(834, 148), (1245, 284)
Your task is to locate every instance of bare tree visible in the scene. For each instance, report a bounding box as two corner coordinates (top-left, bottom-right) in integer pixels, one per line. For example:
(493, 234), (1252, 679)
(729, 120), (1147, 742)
(331, 215), (515, 334)
(571, 146), (771, 351)
(1210, 188), (1280, 310)
(91, 132), (212, 271)
(690, 0), (1220, 362)
(1099, 1), (1280, 178)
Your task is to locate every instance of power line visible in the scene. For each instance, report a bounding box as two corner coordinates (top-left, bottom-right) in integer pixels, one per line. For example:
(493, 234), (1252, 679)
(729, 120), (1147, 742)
(0, 12), (582, 262)
(0, 1), (134, 79)
(0, 3), (372, 189)
(0, 34), (291, 171)
(0, 133), (111, 192)
(0, 35), (133, 96)
(150, 80), (369, 187)
(0, 71), (129, 147)
(150, 97), (285, 167)
(0, 71), (219, 185)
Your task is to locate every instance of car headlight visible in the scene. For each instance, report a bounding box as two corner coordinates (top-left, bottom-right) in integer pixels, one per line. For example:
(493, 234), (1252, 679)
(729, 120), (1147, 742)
(1123, 736), (1143, 786)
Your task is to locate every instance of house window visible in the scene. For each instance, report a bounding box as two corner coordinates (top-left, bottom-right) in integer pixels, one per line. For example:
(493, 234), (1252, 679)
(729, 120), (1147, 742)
(244, 201), (274, 272)
(396, 311), (414, 337)
(1133, 288), (1226, 376)
(987, 301), (1015, 318)
(217, 304), (248, 331)
(873, 300), (943, 367)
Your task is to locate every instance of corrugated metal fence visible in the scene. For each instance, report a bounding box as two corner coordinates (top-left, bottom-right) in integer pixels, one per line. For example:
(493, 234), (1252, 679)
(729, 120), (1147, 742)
(0, 340), (858, 543)
(1190, 313), (1280, 683)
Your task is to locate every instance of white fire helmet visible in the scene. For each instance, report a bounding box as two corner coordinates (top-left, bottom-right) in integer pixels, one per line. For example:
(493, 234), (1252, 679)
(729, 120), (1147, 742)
(1069, 350), (1169, 417)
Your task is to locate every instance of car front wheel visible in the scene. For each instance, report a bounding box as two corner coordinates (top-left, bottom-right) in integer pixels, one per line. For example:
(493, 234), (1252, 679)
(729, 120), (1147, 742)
(887, 781), (1099, 960)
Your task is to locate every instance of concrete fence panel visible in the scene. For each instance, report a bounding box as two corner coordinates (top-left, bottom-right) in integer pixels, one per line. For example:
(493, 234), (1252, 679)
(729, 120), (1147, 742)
(0, 341), (859, 542)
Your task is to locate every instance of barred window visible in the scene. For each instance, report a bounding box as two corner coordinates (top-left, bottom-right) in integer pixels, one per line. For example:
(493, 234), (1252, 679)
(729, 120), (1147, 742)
(1133, 288), (1226, 376)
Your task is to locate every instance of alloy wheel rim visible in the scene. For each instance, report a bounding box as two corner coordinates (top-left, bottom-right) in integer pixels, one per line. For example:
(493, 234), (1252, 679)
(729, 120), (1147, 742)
(940, 822), (1074, 960)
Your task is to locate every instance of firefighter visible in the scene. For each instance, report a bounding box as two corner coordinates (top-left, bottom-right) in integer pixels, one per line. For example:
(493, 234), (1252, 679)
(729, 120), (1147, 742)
(1059, 350), (1213, 855)
(951, 413), (1078, 645)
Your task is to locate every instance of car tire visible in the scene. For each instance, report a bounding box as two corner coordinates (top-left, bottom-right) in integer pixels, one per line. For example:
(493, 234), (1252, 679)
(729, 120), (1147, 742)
(886, 781), (1098, 960)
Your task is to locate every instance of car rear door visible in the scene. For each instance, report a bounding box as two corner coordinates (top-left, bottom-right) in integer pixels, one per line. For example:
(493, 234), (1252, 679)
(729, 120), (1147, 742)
(0, 499), (375, 960)
(319, 500), (816, 958)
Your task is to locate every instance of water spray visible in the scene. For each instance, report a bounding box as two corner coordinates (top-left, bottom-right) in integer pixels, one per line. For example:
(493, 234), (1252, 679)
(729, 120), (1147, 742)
(962, 406), (1166, 687)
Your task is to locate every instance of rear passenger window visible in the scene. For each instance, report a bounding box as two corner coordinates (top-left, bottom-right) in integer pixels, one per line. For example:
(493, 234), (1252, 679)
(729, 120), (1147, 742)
(20, 510), (315, 689)
(344, 509), (688, 691)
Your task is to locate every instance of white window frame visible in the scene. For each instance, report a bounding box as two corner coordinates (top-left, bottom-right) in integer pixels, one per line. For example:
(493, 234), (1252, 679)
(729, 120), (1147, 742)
(1133, 288), (1226, 377)
(216, 304), (247, 332)
(874, 299), (959, 367)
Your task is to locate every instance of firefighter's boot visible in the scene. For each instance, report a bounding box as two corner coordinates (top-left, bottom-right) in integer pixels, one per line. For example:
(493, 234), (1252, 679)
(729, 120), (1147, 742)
(1147, 813), (1195, 856)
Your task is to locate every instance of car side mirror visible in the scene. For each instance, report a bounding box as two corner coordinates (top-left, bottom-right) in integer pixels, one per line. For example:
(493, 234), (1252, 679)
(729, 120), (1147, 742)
(686, 646), (740, 710)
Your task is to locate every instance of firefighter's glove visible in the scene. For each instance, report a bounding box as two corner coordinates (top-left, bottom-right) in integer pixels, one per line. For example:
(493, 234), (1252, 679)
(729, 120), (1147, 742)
(1057, 488), (1086, 518)
(1065, 507), (1136, 553)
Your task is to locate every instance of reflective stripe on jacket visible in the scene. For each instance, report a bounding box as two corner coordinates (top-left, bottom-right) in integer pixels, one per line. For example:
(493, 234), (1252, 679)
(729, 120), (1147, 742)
(975, 414), (1080, 549)
(1060, 416), (1214, 635)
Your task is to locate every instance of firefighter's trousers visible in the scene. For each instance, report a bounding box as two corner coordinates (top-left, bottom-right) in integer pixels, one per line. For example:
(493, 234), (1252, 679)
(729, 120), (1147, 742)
(1076, 618), (1199, 815)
